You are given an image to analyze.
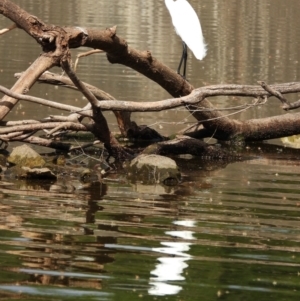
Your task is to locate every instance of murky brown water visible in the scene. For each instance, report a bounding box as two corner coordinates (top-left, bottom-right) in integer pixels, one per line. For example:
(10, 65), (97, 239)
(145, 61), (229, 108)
(1, 0), (300, 300)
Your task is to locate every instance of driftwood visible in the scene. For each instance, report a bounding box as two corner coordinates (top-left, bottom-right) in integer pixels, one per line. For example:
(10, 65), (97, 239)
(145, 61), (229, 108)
(1, 0), (300, 160)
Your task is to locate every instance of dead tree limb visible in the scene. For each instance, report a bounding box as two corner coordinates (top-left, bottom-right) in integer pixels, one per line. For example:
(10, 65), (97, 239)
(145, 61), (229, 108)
(28, 71), (132, 136)
(59, 25), (300, 141)
(4, 81), (300, 113)
(60, 56), (127, 157)
(0, 121), (87, 135)
(0, 22), (16, 35)
(1, 80), (297, 113)
(2, 78), (300, 142)
(9, 136), (74, 151)
(0, 55), (57, 120)
(0, 85), (85, 114)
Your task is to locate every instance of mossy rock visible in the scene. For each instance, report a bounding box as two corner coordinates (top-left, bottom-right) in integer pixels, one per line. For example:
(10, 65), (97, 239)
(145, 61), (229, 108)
(8, 144), (46, 168)
(127, 154), (181, 185)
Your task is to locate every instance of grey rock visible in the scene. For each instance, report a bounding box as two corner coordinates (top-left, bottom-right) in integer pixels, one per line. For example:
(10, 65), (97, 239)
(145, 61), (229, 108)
(128, 154), (180, 185)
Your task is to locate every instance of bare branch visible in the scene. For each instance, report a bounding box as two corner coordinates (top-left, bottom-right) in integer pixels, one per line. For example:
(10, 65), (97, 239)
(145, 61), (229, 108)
(60, 57), (100, 108)
(258, 81), (289, 107)
(9, 135), (74, 151)
(74, 49), (103, 71)
(284, 99), (300, 111)
(33, 71), (132, 136)
(0, 22), (17, 35)
(1, 81), (300, 114)
(0, 55), (58, 120)
(0, 121), (88, 135)
(0, 84), (87, 114)
(23, 71), (115, 101)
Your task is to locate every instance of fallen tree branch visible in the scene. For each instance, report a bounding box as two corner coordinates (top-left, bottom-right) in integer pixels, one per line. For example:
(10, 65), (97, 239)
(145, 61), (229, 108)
(59, 56), (129, 158)
(0, 22), (17, 35)
(61, 56), (100, 108)
(0, 121), (88, 135)
(0, 85), (87, 115)
(258, 81), (289, 107)
(0, 55), (58, 120)
(8, 135), (73, 151)
(15, 71), (132, 136)
(74, 49), (103, 71)
(3, 82), (300, 112)
(143, 135), (229, 158)
(2, 78), (300, 143)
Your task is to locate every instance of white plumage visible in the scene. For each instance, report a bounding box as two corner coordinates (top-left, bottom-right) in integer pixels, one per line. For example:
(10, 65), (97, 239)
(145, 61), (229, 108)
(164, 0), (207, 77)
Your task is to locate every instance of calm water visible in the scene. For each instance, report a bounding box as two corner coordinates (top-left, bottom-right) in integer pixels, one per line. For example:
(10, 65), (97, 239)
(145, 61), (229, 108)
(1, 0), (300, 300)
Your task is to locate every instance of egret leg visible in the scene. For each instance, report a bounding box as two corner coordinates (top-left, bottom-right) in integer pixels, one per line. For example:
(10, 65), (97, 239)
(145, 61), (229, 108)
(177, 42), (188, 79)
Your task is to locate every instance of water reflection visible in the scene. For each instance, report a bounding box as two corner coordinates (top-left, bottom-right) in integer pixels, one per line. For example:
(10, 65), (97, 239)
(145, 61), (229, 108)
(149, 220), (196, 296)
(0, 285), (111, 300)
(1, 154), (300, 300)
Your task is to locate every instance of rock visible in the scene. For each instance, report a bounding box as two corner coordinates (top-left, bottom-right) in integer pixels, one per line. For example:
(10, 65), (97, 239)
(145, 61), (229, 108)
(127, 154), (180, 185)
(0, 154), (7, 173)
(21, 167), (57, 179)
(8, 144), (45, 168)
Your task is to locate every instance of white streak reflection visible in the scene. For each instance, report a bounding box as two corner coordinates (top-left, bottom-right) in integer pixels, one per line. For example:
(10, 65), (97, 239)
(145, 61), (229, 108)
(173, 220), (197, 228)
(149, 220), (196, 296)
(166, 230), (195, 240)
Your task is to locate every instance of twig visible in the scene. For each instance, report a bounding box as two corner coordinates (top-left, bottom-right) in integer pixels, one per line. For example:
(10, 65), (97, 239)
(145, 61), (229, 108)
(46, 121), (82, 137)
(0, 22), (17, 35)
(0, 85), (92, 116)
(0, 121), (88, 135)
(0, 55), (57, 120)
(60, 57), (99, 108)
(59, 56), (116, 154)
(0, 130), (37, 140)
(74, 49), (103, 71)
(258, 81), (289, 107)
(9, 135), (73, 151)
(69, 140), (102, 151)
(15, 71), (115, 101)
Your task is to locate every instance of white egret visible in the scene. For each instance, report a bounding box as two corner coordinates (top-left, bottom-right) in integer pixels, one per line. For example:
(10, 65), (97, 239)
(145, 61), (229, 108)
(164, 0), (207, 79)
